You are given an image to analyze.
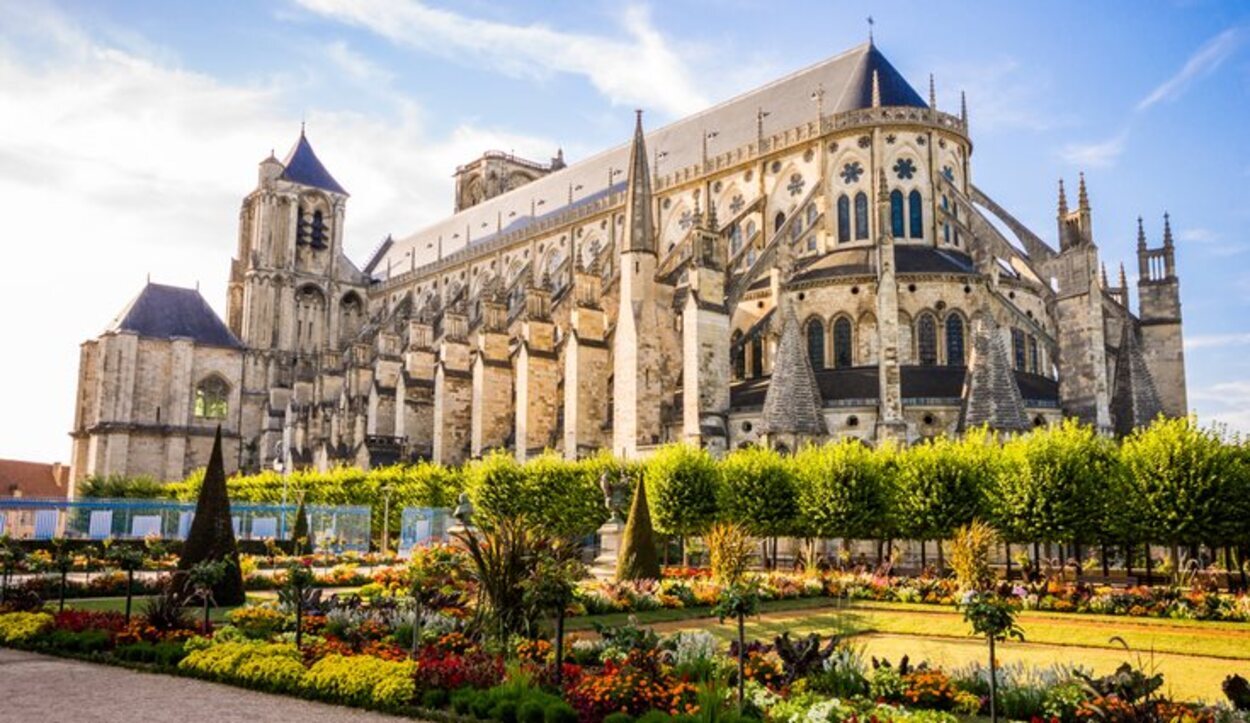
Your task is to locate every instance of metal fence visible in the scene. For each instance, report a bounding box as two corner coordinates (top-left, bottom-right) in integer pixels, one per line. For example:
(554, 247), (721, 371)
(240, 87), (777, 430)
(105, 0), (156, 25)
(0, 497), (372, 552)
(397, 507), (452, 557)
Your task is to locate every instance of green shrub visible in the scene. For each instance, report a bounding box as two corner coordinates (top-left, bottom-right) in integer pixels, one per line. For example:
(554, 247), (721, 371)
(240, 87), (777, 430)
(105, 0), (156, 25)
(178, 640), (303, 692)
(422, 688), (450, 709)
(453, 688), (478, 715)
(517, 699), (545, 723)
(635, 711), (672, 723)
(471, 692), (494, 719)
(604, 713), (635, 723)
(0, 612), (52, 645)
(544, 701), (577, 723)
(45, 629), (111, 654)
(492, 700), (519, 723)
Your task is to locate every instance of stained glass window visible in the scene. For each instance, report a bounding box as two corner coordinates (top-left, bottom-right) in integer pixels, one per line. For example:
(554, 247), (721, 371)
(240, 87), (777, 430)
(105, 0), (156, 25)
(837, 194), (850, 243)
(731, 332), (745, 379)
(195, 377), (229, 419)
(890, 190), (905, 238)
(917, 314), (938, 366)
(1028, 335), (1039, 374)
(908, 190), (923, 238)
(806, 319), (825, 369)
(945, 315), (965, 365)
(833, 317), (853, 368)
(1012, 328), (1027, 370)
(750, 335), (763, 378)
(893, 158), (916, 180)
(840, 161), (863, 184)
(854, 192), (869, 240)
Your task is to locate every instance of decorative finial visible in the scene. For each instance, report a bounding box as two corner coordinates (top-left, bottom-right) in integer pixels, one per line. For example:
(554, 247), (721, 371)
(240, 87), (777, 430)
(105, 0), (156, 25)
(877, 167), (888, 196)
(1137, 216), (1146, 248)
(300, 119), (306, 137)
(1118, 262), (1128, 290)
(929, 74), (937, 109)
(1100, 262), (1109, 288)
(1078, 172), (1090, 211)
(1163, 212), (1173, 247)
(960, 91), (968, 125)
(871, 70), (881, 108)
(867, 15), (874, 44)
(705, 189), (718, 230)
(1057, 179), (1069, 216)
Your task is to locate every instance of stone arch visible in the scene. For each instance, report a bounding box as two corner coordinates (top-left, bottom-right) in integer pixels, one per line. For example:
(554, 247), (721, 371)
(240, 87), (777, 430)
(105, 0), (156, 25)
(831, 313), (855, 368)
(856, 311), (878, 364)
(803, 314), (827, 370)
(194, 373), (230, 420)
(294, 284), (327, 354)
(915, 310), (939, 366)
(943, 310), (967, 366)
(339, 291), (364, 345)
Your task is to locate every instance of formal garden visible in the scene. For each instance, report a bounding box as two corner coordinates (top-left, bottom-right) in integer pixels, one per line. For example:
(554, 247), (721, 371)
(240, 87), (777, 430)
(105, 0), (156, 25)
(3, 417), (1250, 721)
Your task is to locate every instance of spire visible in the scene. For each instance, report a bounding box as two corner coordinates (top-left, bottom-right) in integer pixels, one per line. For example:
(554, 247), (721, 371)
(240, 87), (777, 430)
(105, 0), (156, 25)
(1110, 322), (1164, 438)
(1100, 262), (1109, 289)
(1163, 212), (1173, 248)
(1118, 262), (1128, 291)
(960, 90), (968, 125)
(760, 300), (827, 439)
(928, 73), (937, 109)
(877, 167), (889, 198)
(1078, 172), (1090, 212)
(1137, 216), (1147, 250)
(704, 186), (718, 231)
(1057, 179), (1069, 217)
(622, 110), (656, 254)
(959, 314), (1031, 433)
(280, 130), (348, 196)
(871, 70), (881, 108)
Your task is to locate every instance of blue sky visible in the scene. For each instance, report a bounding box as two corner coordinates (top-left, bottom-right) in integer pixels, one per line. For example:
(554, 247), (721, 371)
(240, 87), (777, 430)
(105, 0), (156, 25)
(0, 0), (1247, 463)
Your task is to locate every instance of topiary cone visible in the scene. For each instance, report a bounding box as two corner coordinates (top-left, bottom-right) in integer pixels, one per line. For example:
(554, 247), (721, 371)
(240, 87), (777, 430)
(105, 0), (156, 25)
(616, 476), (661, 581)
(178, 426), (245, 606)
(292, 497), (310, 554)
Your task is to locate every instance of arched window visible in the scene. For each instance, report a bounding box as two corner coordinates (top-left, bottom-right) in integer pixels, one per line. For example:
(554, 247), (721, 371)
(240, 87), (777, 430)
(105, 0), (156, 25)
(854, 192), (869, 240)
(837, 195), (850, 243)
(745, 219), (756, 239)
(730, 224), (742, 254)
(908, 190), (923, 238)
(774, 211), (786, 233)
(750, 335), (763, 378)
(790, 216), (803, 241)
(1011, 328), (1027, 370)
(833, 317), (853, 368)
(194, 377), (229, 419)
(945, 315), (965, 366)
(806, 319), (825, 369)
(1027, 335), (1039, 373)
(731, 331), (745, 380)
(890, 190), (905, 238)
(806, 204), (818, 226)
(917, 314), (938, 366)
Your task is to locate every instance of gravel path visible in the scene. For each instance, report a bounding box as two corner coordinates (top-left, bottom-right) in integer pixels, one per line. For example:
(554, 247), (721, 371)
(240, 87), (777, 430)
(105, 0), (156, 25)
(0, 648), (408, 722)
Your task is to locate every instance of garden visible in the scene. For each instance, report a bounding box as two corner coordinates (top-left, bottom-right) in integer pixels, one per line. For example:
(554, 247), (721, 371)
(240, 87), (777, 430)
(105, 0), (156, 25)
(2, 417), (1250, 721)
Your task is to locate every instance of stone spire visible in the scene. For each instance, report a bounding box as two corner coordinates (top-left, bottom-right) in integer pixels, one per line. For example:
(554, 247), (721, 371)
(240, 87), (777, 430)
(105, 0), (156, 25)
(1078, 172), (1090, 212)
(959, 314), (1031, 433)
(623, 110), (656, 254)
(960, 90), (968, 125)
(1057, 179), (1069, 217)
(1110, 321), (1164, 438)
(704, 186), (718, 231)
(1163, 211), (1174, 248)
(1137, 216), (1147, 250)
(760, 300), (827, 441)
(928, 73), (937, 109)
(871, 70), (881, 108)
(1118, 262), (1128, 291)
(1100, 263), (1109, 289)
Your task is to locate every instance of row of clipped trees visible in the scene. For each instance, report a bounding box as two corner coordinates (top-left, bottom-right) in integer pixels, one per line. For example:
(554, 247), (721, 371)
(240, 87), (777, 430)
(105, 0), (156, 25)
(83, 417), (1250, 580)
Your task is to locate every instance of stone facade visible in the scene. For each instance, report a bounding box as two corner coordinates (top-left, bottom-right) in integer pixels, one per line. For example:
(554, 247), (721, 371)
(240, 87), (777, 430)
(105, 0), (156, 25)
(70, 41), (1189, 484)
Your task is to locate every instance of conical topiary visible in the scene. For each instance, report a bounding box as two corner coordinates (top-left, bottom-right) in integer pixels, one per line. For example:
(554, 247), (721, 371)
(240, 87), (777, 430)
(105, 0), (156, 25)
(178, 426), (245, 606)
(616, 476), (661, 581)
(291, 497), (311, 554)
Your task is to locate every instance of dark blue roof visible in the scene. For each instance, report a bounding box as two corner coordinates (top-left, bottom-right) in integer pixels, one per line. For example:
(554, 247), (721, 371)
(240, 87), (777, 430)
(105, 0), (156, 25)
(108, 283), (243, 348)
(847, 44), (927, 110)
(281, 132), (348, 196)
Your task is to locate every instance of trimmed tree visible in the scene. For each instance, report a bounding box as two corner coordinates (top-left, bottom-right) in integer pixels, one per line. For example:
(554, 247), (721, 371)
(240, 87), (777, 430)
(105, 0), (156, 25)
(645, 444), (720, 566)
(616, 475), (661, 581)
(720, 446), (798, 568)
(894, 432), (993, 570)
(793, 440), (892, 563)
(291, 497), (310, 554)
(178, 426), (245, 606)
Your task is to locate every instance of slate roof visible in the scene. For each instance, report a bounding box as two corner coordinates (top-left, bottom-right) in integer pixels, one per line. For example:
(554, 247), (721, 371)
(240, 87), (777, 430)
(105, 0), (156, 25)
(1110, 321), (1164, 437)
(759, 301), (827, 436)
(281, 131), (348, 196)
(790, 246), (976, 284)
(730, 366), (1057, 409)
(380, 42), (928, 274)
(107, 283), (243, 348)
(959, 315), (1031, 432)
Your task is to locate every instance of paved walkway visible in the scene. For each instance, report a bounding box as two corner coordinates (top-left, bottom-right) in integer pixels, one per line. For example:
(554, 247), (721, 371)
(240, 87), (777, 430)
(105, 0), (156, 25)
(0, 648), (407, 722)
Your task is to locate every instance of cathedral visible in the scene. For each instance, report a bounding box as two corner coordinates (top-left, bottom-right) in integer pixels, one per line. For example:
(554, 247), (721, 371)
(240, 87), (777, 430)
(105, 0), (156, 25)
(68, 41), (1187, 487)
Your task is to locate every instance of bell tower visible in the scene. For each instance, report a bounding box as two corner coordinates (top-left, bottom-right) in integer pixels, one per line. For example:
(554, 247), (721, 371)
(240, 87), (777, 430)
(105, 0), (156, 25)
(1136, 214), (1187, 417)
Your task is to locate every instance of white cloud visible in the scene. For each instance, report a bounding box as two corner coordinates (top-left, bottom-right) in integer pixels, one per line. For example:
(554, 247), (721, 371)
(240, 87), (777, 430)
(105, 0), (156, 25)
(1178, 227), (1246, 256)
(1188, 380), (1250, 437)
(1137, 27), (1242, 111)
(290, 0), (708, 117)
(1185, 333), (1250, 350)
(1058, 131), (1128, 168)
(0, 1), (557, 463)
(932, 57), (1072, 133)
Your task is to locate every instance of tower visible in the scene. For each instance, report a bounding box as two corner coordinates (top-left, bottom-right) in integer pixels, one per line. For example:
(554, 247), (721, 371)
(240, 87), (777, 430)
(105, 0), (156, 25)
(1136, 214), (1187, 416)
(681, 193), (731, 453)
(612, 111), (665, 457)
(1045, 176), (1111, 429)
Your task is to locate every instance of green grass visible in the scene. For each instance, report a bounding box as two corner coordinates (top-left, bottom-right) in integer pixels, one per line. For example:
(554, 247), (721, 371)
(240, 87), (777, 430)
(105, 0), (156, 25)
(54, 593), (270, 622)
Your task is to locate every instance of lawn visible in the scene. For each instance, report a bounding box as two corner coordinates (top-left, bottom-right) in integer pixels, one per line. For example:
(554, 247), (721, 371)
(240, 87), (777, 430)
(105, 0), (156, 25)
(571, 598), (1250, 704)
(56, 593), (272, 622)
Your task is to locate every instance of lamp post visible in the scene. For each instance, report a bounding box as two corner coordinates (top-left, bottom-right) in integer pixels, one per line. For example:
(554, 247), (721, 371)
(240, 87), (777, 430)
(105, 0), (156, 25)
(380, 484), (395, 556)
(272, 441), (290, 539)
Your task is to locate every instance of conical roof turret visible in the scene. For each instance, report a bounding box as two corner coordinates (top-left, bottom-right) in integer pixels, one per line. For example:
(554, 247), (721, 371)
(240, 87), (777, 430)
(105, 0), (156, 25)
(760, 300), (827, 438)
(622, 110), (656, 254)
(959, 314), (1031, 433)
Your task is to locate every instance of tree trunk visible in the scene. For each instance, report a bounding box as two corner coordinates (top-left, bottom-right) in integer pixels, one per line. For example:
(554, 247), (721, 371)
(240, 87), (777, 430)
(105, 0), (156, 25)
(1240, 545), (1249, 592)
(1100, 543), (1110, 579)
(919, 540), (927, 573)
(202, 597), (211, 636)
(1223, 547), (1235, 593)
(1145, 546), (1153, 587)
(988, 635), (999, 723)
(681, 536), (688, 568)
(411, 602), (422, 656)
(1125, 543), (1134, 582)
(125, 570), (134, 623)
(737, 612), (746, 710)
(1004, 542), (1012, 582)
(59, 570), (68, 613)
(1032, 542), (1040, 581)
(555, 608), (566, 686)
(936, 540), (945, 573)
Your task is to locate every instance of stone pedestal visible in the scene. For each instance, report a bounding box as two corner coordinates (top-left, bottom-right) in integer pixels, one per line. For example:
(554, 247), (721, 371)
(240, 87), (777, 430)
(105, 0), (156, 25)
(592, 520), (624, 578)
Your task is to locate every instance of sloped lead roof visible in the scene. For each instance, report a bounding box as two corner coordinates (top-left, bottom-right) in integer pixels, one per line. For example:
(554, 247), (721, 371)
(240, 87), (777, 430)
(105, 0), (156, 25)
(378, 42), (926, 274)
(107, 283), (243, 349)
(760, 301), (828, 436)
(959, 314), (1031, 432)
(1110, 321), (1163, 437)
(282, 131), (348, 196)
